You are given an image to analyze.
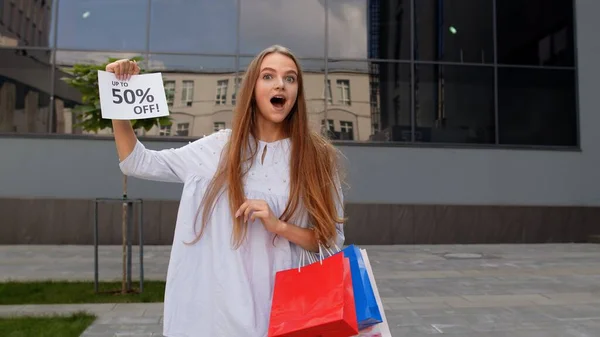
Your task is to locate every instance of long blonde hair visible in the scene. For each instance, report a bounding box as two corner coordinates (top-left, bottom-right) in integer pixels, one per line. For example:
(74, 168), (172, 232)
(190, 45), (345, 248)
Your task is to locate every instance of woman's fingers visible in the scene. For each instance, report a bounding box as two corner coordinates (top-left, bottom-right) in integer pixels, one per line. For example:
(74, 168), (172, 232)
(132, 61), (140, 77)
(121, 61), (129, 80)
(235, 200), (268, 223)
(243, 205), (253, 223)
(249, 210), (267, 221)
(235, 201), (248, 218)
(106, 60), (139, 80)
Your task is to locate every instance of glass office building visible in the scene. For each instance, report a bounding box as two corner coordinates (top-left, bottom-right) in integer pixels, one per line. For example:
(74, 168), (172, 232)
(3, 0), (596, 245)
(0, 0), (577, 147)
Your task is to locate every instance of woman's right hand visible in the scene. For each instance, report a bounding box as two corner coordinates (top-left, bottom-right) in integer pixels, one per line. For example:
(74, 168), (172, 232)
(105, 59), (140, 81)
(106, 59), (140, 159)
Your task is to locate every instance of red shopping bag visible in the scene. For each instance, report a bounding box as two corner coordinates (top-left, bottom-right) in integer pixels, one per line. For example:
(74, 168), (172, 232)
(268, 252), (359, 337)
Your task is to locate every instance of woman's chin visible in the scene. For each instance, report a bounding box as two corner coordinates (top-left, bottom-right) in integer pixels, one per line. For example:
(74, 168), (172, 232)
(261, 109), (291, 124)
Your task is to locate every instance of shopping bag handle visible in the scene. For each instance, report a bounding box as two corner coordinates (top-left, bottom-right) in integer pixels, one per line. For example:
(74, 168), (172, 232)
(297, 241), (342, 272)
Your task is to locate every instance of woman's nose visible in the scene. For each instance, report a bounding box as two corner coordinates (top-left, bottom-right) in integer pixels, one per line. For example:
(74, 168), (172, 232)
(275, 77), (285, 88)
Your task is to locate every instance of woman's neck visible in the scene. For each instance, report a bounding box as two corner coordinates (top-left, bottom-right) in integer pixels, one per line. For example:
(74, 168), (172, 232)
(255, 116), (287, 143)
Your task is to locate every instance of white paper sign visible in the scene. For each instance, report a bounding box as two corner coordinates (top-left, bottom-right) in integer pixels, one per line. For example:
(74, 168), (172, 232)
(97, 70), (169, 120)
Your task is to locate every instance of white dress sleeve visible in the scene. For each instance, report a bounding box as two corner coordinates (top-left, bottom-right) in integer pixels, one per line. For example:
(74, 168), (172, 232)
(118, 129), (230, 183)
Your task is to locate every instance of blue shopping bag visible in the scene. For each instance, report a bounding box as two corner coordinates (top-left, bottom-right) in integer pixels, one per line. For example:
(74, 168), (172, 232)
(340, 244), (383, 330)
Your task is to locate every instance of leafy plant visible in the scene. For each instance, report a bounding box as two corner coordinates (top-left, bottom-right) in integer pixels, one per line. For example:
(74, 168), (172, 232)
(61, 56), (171, 133)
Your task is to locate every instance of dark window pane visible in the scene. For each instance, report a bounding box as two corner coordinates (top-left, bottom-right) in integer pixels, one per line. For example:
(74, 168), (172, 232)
(240, 57), (326, 136)
(415, 0), (493, 64)
(146, 54), (237, 138)
(0, 49), (52, 133)
(497, 0), (575, 66)
(329, 60), (410, 142)
(498, 67), (577, 146)
(414, 64), (495, 144)
(328, 0), (411, 61)
(240, 0), (325, 58)
(1, 0), (52, 47)
(149, 0), (237, 54)
(56, 0), (147, 51)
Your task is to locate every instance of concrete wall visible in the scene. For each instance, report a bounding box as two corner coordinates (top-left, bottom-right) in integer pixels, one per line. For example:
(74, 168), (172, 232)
(0, 133), (591, 206)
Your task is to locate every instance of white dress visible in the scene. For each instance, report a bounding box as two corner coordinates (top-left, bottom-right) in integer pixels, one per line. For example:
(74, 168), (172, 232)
(119, 129), (345, 337)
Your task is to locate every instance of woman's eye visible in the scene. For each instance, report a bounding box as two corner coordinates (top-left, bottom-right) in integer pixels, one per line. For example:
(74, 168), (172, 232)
(263, 74), (272, 80)
(286, 76), (296, 83)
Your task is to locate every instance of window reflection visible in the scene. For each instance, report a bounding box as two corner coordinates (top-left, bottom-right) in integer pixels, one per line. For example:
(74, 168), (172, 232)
(240, 0), (326, 58)
(56, 0), (147, 51)
(328, 0), (411, 60)
(3, 0), (579, 148)
(365, 61), (411, 142)
(0, 0), (53, 47)
(145, 54), (237, 138)
(328, 0), (369, 60)
(149, 0), (237, 54)
(164, 81), (175, 106)
(497, 0), (574, 66)
(414, 64), (495, 144)
(378, 0), (412, 61)
(415, 0), (493, 64)
(54, 50), (142, 67)
(328, 60), (410, 142)
(0, 49), (54, 133)
(498, 67), (576, 146)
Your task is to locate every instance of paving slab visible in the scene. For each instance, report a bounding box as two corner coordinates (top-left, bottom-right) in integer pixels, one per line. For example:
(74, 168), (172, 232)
(1, 243), (600, 336)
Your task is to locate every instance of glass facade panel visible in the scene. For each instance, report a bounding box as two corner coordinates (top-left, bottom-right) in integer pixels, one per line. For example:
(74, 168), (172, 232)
(56, 0), (147, 51)
(327, 0), (369, 60)
(145, 54), (237, 138)
(328, 0), (411, 60)
(0, 0), (53, 47)
(240, 0), (325, 58)
(0, 49), (52, 133)
(149, 0), (237, 54)
(498, 67), (577, 146)
(414, 64), (495, 144)
(497, 0), (575, 66)
(329, 60), (411, 142)
(1, 0), (578, 149)
(415, 0), (493, 64)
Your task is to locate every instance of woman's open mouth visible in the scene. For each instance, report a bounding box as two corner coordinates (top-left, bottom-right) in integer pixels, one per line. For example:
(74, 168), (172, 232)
(270, 95), (286, 109)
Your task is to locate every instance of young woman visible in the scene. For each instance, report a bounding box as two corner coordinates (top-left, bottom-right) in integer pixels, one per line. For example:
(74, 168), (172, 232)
(106, 45), (346, 336)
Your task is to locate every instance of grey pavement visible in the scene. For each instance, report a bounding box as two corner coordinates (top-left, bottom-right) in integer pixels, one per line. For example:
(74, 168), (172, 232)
(1, 244), (600, 336)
